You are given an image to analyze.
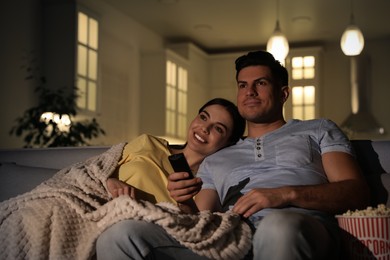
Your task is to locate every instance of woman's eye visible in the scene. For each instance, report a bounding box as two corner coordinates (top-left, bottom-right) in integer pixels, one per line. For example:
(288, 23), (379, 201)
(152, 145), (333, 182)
(215, 126), (224, 134)
(199, 114), (207, 121)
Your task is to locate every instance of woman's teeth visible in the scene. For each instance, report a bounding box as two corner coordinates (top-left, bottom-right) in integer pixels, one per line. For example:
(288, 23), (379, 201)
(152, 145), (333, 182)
(195, 133), (205, 143)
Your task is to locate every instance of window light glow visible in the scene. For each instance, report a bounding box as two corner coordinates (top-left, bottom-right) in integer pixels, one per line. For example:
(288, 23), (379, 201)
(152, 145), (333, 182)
(292, 87), (303, 105)
(165, 60), (188, 140)
(77, 11), (99, 112)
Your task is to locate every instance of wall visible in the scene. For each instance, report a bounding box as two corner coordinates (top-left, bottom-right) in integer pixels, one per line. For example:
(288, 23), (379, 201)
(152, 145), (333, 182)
(0, 0), (166, 148)
(1, 1), (389, 149)
(0, 0), (43, 148)
(322, 38), (390, 140)
(168, 43), (213, 127)
(42, 0), (76, 92)
(68, 0), (167, 146)
(208, 51), (246, 102)
(204, 41), (390, 141)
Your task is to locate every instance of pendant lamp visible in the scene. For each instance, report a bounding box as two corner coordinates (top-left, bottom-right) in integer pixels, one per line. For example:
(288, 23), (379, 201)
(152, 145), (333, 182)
(340, 0), (364, 56)
(267, 0), (289, 63)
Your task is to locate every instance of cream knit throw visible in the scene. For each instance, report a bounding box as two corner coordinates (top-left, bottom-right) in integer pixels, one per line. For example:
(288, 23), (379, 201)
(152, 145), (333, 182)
(0, 143), (252, 260)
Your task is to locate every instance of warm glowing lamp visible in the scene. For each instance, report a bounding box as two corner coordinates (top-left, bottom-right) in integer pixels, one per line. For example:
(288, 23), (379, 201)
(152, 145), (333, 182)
(267, 0), (289, 63)
(340, 0), (364, 56)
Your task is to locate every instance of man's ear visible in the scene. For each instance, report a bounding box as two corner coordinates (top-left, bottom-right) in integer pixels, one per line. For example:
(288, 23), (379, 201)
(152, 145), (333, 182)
(281, 86), (289, 103)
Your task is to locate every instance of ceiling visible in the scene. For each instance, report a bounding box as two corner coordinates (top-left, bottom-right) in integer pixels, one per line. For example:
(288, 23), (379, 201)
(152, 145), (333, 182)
(103, 0), (390, 53)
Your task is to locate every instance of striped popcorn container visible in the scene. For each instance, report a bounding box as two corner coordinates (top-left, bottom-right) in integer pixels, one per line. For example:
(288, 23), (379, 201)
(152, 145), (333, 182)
(336, 215), (390, 259)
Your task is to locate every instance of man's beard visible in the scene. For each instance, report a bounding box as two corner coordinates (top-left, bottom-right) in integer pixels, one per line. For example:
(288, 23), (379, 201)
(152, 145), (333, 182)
(241, 107), (281, 123)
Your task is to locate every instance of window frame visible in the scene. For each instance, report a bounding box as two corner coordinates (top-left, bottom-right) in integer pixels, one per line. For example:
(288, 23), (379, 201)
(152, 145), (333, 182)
(284, 47), (323, 120)
(165, 51), (189, 141)
(75, 7), (101, 115)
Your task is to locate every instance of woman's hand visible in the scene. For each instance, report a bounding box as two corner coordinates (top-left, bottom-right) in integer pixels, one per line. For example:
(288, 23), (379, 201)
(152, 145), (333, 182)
(106, 177), (136, 199)
(167, 172), (202, 203)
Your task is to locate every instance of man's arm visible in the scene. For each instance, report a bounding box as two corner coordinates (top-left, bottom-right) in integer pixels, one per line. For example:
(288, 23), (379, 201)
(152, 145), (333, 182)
(232, 151), (370, 218)
(291, 151), (370, 213)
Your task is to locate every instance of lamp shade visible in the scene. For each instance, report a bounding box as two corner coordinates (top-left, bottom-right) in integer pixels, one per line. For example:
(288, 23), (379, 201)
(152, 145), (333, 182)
(340, 25), (364, 56)
(267, 22), (289, 62)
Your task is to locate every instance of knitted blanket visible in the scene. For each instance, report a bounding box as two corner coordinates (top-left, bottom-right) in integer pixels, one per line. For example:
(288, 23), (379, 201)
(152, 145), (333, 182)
(0, 143), (252, 260)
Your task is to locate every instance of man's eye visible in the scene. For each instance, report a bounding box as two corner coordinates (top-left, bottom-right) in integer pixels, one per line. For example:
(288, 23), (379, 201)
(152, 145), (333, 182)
(255, 80), (266, 86)
(238, 83), (246, 89)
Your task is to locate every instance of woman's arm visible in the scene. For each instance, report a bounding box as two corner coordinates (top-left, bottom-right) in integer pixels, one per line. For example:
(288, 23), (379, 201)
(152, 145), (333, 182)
(167, 172), (221, 213)
(106, 177), (136, 199)
(195, 189), (222, 212)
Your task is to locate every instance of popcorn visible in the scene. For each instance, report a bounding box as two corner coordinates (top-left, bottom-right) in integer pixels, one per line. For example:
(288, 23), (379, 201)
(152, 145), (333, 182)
(341, 204), (390, 217)
(337, 204), (390, 258)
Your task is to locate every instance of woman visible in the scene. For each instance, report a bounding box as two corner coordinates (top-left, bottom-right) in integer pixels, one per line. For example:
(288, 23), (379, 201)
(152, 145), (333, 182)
(0, 98), (246, 260)
(106, 97), (245, 204)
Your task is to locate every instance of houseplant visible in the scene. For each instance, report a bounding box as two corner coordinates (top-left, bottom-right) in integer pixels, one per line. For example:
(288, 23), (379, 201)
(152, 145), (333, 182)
(10, 64), (105, 148)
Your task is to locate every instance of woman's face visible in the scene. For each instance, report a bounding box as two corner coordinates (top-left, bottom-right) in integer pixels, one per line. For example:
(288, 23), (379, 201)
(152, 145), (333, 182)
(186, 104), (234, 157)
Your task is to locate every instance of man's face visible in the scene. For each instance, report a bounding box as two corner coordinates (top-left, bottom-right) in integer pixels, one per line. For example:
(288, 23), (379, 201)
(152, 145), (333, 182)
(236, 65), (285, 123)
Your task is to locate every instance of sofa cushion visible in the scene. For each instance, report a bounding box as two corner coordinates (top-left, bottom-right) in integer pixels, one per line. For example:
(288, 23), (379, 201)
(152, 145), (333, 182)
(380, 173), (390, 207)
(364, 172), (390, 207)
(0, 163), (57, 202)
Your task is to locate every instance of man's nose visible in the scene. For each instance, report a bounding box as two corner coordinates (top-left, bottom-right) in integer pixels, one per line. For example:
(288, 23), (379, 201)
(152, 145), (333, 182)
(246, 85), (258, 96)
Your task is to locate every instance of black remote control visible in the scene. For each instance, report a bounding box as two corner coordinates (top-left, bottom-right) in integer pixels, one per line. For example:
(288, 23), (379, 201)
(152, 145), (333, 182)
(168, 153), (194, 179)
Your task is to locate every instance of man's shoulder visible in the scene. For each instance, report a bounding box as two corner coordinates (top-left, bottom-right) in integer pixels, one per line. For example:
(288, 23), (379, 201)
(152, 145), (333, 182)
(287, 118), (338, 130)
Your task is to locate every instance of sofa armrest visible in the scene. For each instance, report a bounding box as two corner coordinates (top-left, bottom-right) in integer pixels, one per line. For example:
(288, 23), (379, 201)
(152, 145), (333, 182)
(0, 146), (110, 169)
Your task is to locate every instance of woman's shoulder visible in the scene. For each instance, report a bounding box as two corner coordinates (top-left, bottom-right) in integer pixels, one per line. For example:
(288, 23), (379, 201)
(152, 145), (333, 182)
(124, 134), (169, 153)
(133, 134), (168, 146)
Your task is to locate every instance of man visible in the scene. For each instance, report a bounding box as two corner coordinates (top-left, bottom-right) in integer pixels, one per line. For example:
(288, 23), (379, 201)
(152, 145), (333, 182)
(97, 51), (370, 260)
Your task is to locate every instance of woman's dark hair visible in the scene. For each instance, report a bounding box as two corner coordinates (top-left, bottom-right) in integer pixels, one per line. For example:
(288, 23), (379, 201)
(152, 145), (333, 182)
(235, 50), (288, 88)
(198, 98), (245, 145)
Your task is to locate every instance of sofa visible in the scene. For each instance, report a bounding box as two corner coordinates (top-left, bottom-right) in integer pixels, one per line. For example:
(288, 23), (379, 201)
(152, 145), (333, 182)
(0, 140), (389, 260)
(0, 145), (109, 201)
(1, 140), (389, 206)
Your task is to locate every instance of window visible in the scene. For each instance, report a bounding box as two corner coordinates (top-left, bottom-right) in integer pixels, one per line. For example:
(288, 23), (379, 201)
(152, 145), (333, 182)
(76, 11), (99, 112)
(285, 48), (322, 120)
(165, 60), (188, 140)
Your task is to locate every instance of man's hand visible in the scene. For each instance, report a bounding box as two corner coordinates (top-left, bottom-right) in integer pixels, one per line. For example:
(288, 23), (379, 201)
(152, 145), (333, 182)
(232, 187), (291, 218)
(106, 177), (136, 199)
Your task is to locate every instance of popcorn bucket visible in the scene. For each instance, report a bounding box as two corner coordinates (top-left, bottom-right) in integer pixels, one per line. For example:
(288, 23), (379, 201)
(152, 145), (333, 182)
(336, 215), (390, 259)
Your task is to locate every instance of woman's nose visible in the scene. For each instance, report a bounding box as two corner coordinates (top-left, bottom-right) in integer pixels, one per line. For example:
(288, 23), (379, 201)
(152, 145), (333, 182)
(201, 124), (210, 134)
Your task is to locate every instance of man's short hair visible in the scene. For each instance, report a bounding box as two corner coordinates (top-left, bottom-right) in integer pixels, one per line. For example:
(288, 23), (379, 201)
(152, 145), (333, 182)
(235, 50), (289, 87)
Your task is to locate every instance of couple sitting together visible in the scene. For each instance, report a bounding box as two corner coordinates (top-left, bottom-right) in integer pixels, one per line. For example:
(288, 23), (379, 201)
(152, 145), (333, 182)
(1, 50), (370, 260)
(96, 50), (369, 259)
